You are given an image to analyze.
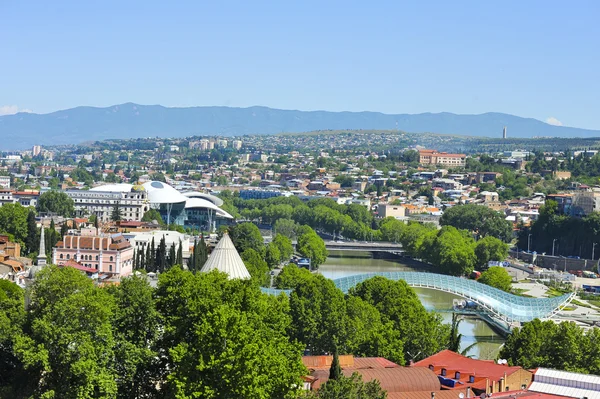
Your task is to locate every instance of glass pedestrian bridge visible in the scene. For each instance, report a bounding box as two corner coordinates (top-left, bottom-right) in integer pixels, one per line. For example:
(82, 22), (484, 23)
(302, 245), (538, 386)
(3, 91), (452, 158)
(261, 272), (575, 324)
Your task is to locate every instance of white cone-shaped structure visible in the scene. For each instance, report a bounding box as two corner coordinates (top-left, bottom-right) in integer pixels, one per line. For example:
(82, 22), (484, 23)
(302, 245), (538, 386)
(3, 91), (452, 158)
(200, 234), (251, 280)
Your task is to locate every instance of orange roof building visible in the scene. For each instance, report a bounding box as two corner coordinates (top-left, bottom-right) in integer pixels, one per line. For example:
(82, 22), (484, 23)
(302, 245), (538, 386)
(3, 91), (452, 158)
(52, 233), (134, 278)
(412, 350), (532, 395)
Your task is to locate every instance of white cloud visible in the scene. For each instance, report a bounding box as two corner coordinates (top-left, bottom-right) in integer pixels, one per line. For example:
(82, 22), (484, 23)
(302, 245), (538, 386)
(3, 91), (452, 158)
(546, 116), (563, 126)
(0, 105), (33, 116)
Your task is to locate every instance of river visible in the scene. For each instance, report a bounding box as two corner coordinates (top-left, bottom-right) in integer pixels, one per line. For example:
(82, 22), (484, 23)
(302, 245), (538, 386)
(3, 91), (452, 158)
(319, 250), (504, 360)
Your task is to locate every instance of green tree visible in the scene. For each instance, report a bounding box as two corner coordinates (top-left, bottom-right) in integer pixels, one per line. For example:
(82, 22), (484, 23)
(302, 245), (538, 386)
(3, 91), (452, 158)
(25, 210), (38, 255)
(289, 274), (348, 355)
(275, 264), (314, 289)
(272, 234), (294, 263)
(448, 313), (463, 352)
(241, 248), (270, 286)
(141, 209), (164, 226)
(229, 222), (265, 255)
(107, 275), (161, 399)
(349, 276), (449, 362)
(329, 345), (342, 380)
(297, 227), (328, 268)
(440, 204), (512, 242)
(475, 236), (509, 268)
(422, 226), (477, 276)
(14, 266), (118, 399)
(36, 190), (75, 217)
(0, 203), (31, 245)
(111, 201), (122, 222)
(478, 266), (513, 292)
(154, 268), (306, 399)
(309, 373), (387, 399)
(265, 243), (281, 269)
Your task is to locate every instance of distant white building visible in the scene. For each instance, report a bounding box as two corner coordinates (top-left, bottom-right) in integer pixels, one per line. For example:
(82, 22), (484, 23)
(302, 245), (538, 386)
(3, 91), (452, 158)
(0, 176), (9, 189)
(124, 230), (190, 261)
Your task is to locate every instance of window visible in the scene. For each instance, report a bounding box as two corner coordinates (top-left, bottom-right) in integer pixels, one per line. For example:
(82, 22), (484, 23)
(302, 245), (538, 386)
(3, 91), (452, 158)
(109, 265), (113, 272)
(66, 254), (70, 260)
(110, 256), (113, 262)
(60, 254), (63, 259)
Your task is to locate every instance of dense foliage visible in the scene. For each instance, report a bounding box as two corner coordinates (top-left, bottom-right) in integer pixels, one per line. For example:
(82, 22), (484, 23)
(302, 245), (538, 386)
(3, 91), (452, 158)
(440, 204), (513, 242)
(36, 190), (75, 218)
(478, 266), (512, 292)
(0, 266), (308, 398)
(520, 200), (600, 258)
(500, 319), (600, 374)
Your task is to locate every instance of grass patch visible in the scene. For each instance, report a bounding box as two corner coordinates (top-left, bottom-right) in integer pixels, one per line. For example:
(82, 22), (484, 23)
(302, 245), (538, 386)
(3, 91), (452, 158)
(571, 299), (592, 308)
(511, 288), (533, 297)
(546, 287), (570, 297)
(588, 300), (600, 309)
(560, 306), (576, 311)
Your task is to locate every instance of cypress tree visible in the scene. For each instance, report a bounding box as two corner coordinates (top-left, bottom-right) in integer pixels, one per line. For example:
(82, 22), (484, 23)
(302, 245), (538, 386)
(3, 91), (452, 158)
(60, 221), (69, 238)
(145, 241), (152, 272)
(25, 211), (37, 255)
(190, 238), (197, 272)
(158, 236), (167, 272)
(198, 235), (208, 269)
(329, 344), (342, 381)
(168, 243), (176, 268)
(151, 237), (156, 271)
(176, 239), (183, 266)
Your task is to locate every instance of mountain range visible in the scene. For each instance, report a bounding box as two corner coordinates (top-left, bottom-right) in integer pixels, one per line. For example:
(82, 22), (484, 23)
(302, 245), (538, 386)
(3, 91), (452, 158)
(0, 103), (598, 150)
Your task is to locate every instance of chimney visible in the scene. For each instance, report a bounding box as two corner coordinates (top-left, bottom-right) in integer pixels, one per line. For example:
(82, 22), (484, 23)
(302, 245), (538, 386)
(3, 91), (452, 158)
(431, 393), (435, 399)
(466, 387), (472, 398)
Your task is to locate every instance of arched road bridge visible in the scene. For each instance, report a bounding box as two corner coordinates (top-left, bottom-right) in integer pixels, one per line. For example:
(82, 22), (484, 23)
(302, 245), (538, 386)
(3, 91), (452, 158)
(261, 271), (574, 325)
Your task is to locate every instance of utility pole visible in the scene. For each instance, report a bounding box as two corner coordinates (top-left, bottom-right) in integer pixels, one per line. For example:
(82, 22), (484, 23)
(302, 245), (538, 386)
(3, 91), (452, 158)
(527, 234), (532, 253)
(552, 239), (558, 257)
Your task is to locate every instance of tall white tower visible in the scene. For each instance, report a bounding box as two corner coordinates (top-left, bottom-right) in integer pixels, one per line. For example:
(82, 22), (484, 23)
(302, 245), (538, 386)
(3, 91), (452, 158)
(37, 226), (47, 266)
(503, 126), (507, 139)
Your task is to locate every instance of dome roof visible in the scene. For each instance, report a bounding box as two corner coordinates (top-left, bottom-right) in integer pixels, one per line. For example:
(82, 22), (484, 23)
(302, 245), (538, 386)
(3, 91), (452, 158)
(184, 197), (233, 219)
(90, 183), (134, 193)
(200, 234), (250, 280)
(142, 181), (188, 204)
(182, 191), (224, 206)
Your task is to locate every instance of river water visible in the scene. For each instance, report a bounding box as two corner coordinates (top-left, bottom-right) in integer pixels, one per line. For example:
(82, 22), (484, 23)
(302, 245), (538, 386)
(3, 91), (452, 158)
(320, 251), (504, 359)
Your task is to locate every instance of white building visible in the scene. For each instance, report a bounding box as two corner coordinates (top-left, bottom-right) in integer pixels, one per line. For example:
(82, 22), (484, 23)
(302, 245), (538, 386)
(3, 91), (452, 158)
(67, 184), (149, 222)
(232, 140), (242, 150)
(0, 176), (10, 189)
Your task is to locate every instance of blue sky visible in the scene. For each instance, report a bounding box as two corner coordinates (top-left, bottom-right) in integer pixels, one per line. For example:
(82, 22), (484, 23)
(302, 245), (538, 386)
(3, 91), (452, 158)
(1, 1), (599, 129)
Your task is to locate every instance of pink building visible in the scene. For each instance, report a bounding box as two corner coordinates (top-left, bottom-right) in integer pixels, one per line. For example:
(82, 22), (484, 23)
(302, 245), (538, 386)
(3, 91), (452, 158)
(52, 233), (134, 278)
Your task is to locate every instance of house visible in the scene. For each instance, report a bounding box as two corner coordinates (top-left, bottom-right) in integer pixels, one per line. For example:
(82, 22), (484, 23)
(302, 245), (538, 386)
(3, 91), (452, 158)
(412, 350), (532, 395)
(378, 204), (406, 219)
(419, 150), (466, 167)
(52, 232), (134, 278)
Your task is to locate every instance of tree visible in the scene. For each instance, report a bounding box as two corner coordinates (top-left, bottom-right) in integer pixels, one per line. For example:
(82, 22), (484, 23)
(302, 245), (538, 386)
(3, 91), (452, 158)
(36, 190), (75, 217)
(349, 276), (449, 362)
(241, 248), (270, 286)
(229, 222), (265, 255)
(141, 209), (164, 226)
(275, 264), (314, 289)
(309, 373), (387, 399)
(0, 203), (31, 245)
(14, 266), (118, 398)
(475, 236), (509, 268)
(478, 266), (513, 292)
(265, 243), (281, 269)
(272, 234), (294, 263)
(107, 275), (161, 399)
(297, 227), (328, 268)
(154, 268), (306, 398)
(111, 201), (122, 222)
(448, 313), (463, 352)
(329, 346), (342, 380)
(289, 274), (348, 355)
(273, 218), (298, 240)
(25, 210), (38, 255)
(440, 204), (512, 242)
(176, 239), (183, 266)
(422, 226), (477, 276)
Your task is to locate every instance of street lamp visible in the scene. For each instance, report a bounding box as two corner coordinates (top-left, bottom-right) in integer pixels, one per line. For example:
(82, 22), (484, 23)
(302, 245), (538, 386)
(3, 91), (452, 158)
(593, 243), (598, 261)
(552, 239), (558, 257)
(527, 234), (532, 253)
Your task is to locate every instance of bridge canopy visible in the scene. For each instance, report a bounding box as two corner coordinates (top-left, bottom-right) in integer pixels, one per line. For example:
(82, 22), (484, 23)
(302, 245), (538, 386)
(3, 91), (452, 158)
(262, 271), (573, 323)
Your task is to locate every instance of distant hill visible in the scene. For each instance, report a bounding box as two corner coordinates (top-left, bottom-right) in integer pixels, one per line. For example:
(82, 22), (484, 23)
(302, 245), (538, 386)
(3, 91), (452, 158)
(0, 103), (598, 150)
